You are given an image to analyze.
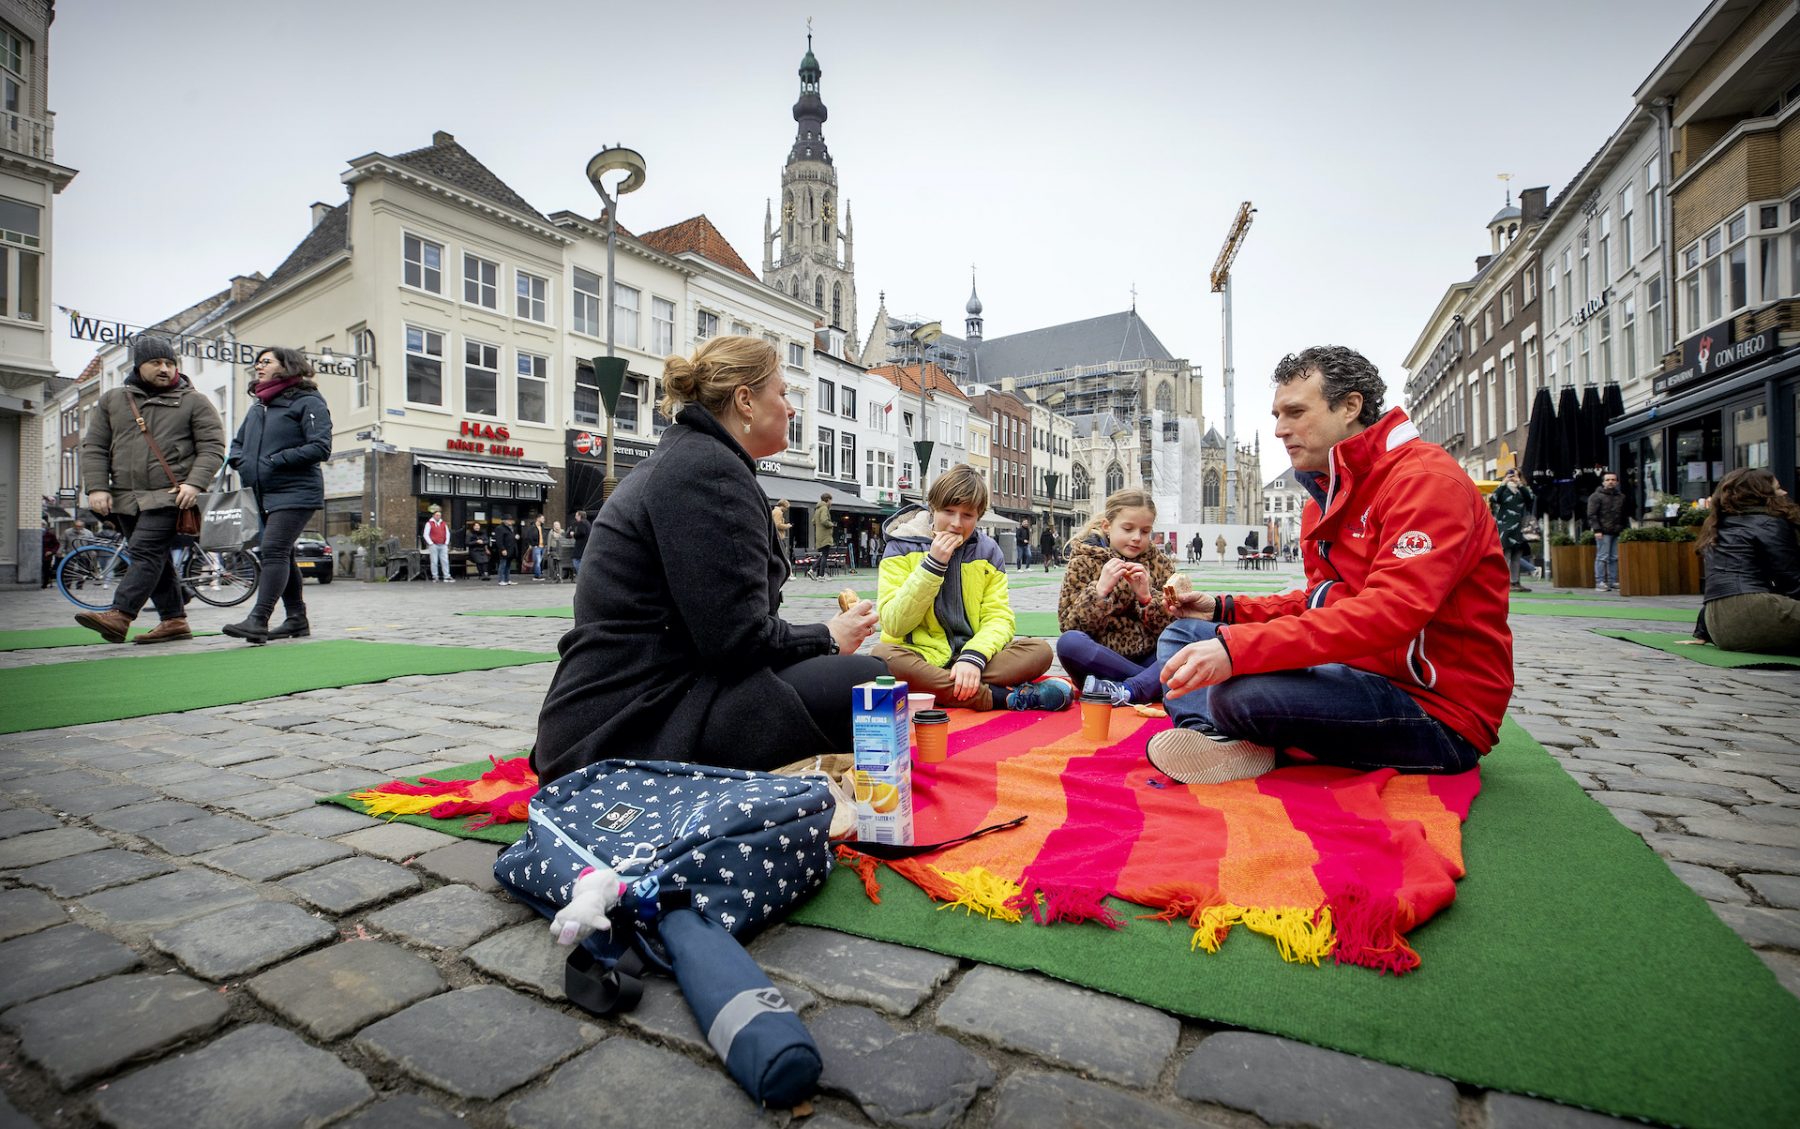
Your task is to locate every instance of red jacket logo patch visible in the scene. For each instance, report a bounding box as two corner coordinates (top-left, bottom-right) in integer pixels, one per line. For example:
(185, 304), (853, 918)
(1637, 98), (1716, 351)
(1393, 531), (1433, 559)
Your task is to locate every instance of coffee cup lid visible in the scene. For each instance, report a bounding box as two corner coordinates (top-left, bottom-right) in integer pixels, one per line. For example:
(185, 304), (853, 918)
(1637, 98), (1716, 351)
(914, 709), (949, 723)
(1079, 691), (1113, 703)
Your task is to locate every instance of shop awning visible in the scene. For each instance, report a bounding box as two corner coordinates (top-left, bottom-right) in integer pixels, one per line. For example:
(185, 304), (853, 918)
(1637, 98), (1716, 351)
(756, 474), (884, 516)
(417, 456), (557, 486)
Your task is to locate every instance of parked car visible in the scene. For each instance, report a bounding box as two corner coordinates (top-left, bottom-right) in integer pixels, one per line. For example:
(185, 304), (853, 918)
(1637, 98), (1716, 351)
(293, 535), (334, 584)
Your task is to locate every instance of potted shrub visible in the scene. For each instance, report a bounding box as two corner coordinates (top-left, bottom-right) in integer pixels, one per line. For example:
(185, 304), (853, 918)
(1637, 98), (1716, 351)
(347, 524), (388, 581)
(1549, 531), (1597, 589)
(1619, 526), (1700, 596)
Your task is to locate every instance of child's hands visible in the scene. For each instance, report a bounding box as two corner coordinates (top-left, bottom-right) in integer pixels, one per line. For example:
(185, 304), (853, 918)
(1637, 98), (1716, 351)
(1097, 557), (1130, 596)
(928, 531), (963, 566)
(949, 660), (982, 701)
(1125, 563), (1152, 602)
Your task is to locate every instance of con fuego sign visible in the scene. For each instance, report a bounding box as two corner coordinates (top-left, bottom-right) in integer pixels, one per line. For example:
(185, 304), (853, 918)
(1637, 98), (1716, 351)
(1655, 318), (1775, 395)
(67, 312), (359, 378)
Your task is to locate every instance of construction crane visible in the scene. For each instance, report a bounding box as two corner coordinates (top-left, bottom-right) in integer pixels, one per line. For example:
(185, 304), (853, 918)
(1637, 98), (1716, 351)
(1209, 201), (1255, 524)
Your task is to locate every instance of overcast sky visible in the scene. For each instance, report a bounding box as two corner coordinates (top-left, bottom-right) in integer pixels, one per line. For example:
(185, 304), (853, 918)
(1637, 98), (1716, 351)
(51, 0), (1703, 476)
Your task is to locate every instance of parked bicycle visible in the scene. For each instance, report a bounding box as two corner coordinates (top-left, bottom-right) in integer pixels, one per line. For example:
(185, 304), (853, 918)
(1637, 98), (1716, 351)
(56, 536), (260, 611)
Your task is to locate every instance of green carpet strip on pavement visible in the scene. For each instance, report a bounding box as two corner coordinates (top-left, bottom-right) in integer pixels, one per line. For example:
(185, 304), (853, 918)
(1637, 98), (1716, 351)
(1507, 600), (1694, 622)
(1594, 628), (1800, 668)
(789, 717), (1800, 1129)
(321, 756), (531, 845)
(0, 641), (556, 735)
(0, 626), (219, 651)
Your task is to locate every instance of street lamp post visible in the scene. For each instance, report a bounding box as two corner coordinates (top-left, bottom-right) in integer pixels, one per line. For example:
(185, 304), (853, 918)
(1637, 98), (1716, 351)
(911, 321), (942, 499)
(585, 146), (647, 505)
(1043, 471), (1061, 567)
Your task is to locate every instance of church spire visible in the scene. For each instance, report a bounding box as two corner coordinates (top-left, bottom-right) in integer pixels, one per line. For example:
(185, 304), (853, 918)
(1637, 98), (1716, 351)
(965, 266), (984, 342)
(790, 26), (830, 165)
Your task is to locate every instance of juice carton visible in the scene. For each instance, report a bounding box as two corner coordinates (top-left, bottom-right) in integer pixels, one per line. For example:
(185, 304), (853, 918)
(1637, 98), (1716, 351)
(850, 676), (913, 846)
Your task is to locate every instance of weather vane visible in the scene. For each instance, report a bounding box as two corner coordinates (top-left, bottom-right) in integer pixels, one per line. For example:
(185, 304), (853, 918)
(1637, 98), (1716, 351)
(1497, 171), (1514, 206)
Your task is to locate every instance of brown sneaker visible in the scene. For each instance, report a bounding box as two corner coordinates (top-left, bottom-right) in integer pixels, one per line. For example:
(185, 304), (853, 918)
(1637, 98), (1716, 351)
(74, 608), (133, 644)
(1146, 727), (1276, 785)
(131, 618), (192, 645)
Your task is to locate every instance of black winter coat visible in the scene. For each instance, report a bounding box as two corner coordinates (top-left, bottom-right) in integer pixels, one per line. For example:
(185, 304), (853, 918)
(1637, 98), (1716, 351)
(494, 524), (518, 557)
(229, 387), (332, 513)
(533, 405), (841, 782)
(1585, 486), (1630, 535)
(1702, 511), (1800, 603)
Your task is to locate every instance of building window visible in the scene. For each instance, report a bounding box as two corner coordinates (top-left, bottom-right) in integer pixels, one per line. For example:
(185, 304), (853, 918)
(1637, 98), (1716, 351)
(463, 254), (498, 309)
(1524, 264), (1537, 304)
(1502, 354), (1517, 432)
(516, 271), (548, 322)
(615, 376), (642, 434)
(1202, 470), (1220, 510)
(1578, 326), (1591, 386)
(818, 379), (835, 415)
(1597, 210), (1612, 289)
(1545, 259), (1557, 323)
(787, 341), (805, 368)
(840, 432), (855, 481)
(814, 277), (824, 309)
(1501, 287), (1514, 324)
(612, 284), (640, 349)
(816, 427), (836, 478)
(1620, 183), (1635, 265)
(572, 268), (601, 336)
(732, 321), (752, 337)
(0, 196), (38, 321)
(574, 363), (599, 426)
(865, 449), (893, 490)
(403, 233), (443, 293)
(464, 339), (500, 417)
(1560, 339), (1574, 387)
(405, 325), (444, 405)
(788, 392), (805, 450)
(1597, 313), (1613, 385)
(1561, 248), (1573, 315)
(1645, 157), (1662, 249)
(832, 282), (843, 327)
(651, 297), (675, 355)
(1107, 463), (1125, 496)
(1155, 382), (1174, 413)
(349, 326), (371, 409)
(1579, 230), (1592, 304)
(841, 386), (857, 419)
(516, 352), (548, 424)
(696, 310), (718, 340)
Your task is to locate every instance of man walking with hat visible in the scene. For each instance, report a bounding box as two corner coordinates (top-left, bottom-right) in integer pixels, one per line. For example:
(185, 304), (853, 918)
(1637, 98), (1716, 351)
(76, 334), (226, 643)
(424, 504), (452, 582)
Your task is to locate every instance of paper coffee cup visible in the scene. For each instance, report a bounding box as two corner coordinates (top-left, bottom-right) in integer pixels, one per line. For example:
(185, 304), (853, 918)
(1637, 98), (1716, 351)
(913, 709), (950, 763)
(1079, 691), (1113, 742)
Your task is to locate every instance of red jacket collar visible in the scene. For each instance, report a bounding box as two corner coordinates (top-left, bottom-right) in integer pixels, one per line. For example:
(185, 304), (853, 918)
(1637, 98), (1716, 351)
(1306, 408), (1421, 523)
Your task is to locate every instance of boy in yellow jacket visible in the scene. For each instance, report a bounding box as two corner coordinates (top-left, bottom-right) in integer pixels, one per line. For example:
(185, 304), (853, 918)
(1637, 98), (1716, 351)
(873, 465), (1070, 711)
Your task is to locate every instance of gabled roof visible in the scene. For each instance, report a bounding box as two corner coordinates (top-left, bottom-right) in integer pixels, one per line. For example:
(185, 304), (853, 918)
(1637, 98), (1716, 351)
(869, 362), (970, 402)
(74, 355), (102, 384)
(264, 204), (348, 290)
(972, 309), (1174, 379)
(1264, 468), (1307, 490)
(637, 215), (757, 280)
(1202, 426), (1225, 449)
(389, 133), (548, 222)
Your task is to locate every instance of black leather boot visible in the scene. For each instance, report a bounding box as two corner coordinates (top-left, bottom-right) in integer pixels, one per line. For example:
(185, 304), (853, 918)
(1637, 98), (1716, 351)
(221, 614), (271, 644)
(266, 611), (311, 640)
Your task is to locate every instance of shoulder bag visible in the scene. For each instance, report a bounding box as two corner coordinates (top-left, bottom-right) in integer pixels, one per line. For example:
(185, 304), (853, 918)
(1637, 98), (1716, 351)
(128, 395), (202, 537)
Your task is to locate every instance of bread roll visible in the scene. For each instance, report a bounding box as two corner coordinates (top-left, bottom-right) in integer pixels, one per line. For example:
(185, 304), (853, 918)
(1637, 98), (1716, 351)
(837, 587), (861, 612)
(1163, 574), (1193, 602)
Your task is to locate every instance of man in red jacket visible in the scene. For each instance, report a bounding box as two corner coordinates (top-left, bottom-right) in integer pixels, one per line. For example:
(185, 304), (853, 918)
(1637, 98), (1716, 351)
(1149, 346), (1513, 785)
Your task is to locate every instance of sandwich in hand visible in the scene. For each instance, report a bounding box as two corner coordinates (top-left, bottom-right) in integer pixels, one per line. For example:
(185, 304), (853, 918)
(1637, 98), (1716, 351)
(837, 587), (862, 613)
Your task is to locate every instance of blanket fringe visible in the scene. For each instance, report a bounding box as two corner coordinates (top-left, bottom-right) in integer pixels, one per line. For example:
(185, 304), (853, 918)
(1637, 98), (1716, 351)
(835, 846), (883, 903)
(923, 864), (1024, 922)
(1328, 886), (1420, 975)
(1008, 881), (1123, 930)
(348, 755), (539, 825)
(1138, 891), (1335, 966)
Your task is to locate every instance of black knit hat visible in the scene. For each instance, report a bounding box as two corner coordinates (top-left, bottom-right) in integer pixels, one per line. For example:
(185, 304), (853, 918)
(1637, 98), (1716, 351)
(130, 334), (179, 370)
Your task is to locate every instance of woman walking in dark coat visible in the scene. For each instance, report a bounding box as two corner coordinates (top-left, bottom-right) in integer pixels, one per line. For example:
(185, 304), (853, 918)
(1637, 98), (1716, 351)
(534, 336), (885, 782)
(223, 347), (331, 643)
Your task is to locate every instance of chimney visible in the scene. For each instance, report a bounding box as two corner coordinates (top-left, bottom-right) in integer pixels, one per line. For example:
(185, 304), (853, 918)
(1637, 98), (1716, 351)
(1520, 186), (1549, 225)
(432, 130), (455, 146)
(1475, 254), (1493, 272)
(230, 274), (264, 304)
(309, 201), (332, 229)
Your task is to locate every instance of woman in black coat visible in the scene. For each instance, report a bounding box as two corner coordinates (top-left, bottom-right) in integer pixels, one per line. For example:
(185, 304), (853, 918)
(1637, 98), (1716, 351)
(534, 336), (886, 782)
(1695, 468), (1800, 654)
(460, 521), (491, 579)
(224, 347), (331, 643)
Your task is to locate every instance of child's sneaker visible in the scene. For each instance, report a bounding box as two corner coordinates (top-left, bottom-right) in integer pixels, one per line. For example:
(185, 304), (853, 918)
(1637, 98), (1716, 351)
(1145, 727), (1276, 785)
(1005, 678), (1073, 712)
(1082, 675), (1132, 707)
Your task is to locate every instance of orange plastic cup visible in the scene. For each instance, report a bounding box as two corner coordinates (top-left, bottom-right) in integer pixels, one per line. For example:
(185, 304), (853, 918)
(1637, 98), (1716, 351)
(913, 709), (950, 763)
(1079, 692), (1113, 742)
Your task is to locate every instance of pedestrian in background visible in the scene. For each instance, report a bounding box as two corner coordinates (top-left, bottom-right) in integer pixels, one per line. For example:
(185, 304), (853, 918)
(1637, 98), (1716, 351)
(1586, 471), (1630, 591)
(771, 499), (792, 561)
(1039, 521), (1056, 572)
(1017, 517), (1032, 570)
(811, 493), (834, 578)
(494, 516), (518, 585)
(526, 513), (546, 580)
(461, 520), (490, 580)
(424, 504), (452, 582)
(76, 335), (225, 645)
(571, 509), (590, 574)
(1490, 468), (1536, 592)
(40, 521), (57, 588)
(224, 346), (332, 644)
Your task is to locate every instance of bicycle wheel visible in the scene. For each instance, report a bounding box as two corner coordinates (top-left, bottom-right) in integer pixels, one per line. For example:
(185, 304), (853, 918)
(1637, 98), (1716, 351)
(182, 549), (261, 608)
(58, 544), (128, 612)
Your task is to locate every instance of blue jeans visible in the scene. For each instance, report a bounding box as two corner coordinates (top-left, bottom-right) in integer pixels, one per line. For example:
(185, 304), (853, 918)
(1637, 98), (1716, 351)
(1594, 533), (1619, 588)
(1157, 619), (1481, 773)
(1056, 630), (1162, 702)
(498, 555), (512, 583)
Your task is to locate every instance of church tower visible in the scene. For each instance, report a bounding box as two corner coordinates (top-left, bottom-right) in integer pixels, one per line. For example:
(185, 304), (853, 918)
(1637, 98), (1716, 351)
(763, 31), (859, 356)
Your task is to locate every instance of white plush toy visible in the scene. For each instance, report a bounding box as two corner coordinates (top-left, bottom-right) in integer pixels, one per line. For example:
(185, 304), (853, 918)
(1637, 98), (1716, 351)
(550, 864), (627, 946)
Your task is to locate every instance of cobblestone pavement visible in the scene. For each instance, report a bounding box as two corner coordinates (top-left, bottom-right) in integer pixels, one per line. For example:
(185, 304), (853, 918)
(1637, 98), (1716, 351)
(1, 564), (1795, 1128)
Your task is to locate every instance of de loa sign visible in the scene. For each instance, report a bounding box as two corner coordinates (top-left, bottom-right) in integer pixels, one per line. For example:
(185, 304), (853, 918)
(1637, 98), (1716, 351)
(1655, 317), (1775, 395)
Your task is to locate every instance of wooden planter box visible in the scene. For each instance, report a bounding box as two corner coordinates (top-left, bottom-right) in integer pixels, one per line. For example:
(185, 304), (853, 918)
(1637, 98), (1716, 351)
(1550, 544), (1596, 588)
(1619, 540), (1702, 597)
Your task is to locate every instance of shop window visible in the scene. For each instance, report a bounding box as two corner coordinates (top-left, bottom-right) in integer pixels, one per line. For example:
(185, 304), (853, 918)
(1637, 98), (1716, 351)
(1673, 418), (1721, 504)
(1733, 403), (1769, 470)
(424, 471), (453, 494)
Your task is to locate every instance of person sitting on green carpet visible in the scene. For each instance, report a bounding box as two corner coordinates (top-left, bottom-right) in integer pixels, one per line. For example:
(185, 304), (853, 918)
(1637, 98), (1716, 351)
(1694, 467), (1800, 654)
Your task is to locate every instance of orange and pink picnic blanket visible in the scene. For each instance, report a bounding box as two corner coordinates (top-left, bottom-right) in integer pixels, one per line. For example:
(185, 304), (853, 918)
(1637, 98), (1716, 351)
(839, 706), (1481, 975)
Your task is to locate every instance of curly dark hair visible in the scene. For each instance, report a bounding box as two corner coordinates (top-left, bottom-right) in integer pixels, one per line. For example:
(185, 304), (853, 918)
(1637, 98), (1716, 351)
(1695, 468), (1800, 554)
(1272, 346), (1385, 426)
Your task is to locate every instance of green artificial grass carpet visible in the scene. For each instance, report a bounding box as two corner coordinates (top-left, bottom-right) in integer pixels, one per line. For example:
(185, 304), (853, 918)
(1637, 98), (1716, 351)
(1012, 611), (1061, 637)
(459, 607), (573, 618)
(1508, 600), (1694, 622)
(320, 757), (531, 845)
(0, 641), (556, 735)
(1595, 628), (1800, 669)
(0, 626), (219, 651)
(789, 718), (1800, 1129)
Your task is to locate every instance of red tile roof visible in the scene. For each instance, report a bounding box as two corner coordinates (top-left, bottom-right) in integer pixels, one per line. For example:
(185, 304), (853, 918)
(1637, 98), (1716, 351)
(868, 363), (969, 402)
(637, 215), (757, 279)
